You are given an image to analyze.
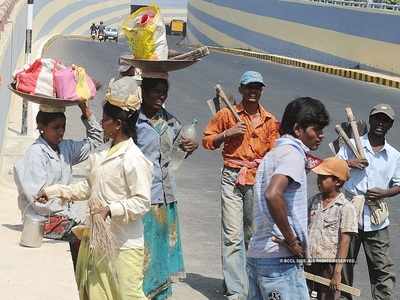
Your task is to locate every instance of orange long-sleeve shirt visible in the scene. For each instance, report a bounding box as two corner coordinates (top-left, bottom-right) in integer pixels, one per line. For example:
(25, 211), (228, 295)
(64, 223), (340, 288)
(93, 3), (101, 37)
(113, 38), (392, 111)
(202, 102), (280, 184)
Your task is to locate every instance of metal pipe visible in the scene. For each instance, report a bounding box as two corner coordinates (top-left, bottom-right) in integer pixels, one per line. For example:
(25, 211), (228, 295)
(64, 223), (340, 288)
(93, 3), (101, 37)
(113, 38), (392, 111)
(21, 0), (34, 136)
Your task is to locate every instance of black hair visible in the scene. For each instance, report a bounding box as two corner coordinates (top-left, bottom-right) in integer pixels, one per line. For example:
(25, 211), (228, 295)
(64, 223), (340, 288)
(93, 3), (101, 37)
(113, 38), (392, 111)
(280, 97), (329, 136)
(103, 102), (139, 143)
(141, 77), (169, 94)
(318, 174), (345, 191)
(36, 111), (66, 127)
(239, 83), (263, 88)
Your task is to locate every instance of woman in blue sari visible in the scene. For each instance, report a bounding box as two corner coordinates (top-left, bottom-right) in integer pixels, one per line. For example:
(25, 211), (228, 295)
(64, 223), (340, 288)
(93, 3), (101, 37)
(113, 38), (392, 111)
(136, 74), (198, 299)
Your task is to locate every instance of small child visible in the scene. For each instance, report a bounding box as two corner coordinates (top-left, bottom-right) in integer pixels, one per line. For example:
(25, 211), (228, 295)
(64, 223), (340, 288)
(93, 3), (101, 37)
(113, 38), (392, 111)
(306, 157), (358, 300)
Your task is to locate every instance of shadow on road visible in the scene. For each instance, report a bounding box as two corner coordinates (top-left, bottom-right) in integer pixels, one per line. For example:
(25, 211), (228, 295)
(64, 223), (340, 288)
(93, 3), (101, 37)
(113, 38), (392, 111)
(183, 273), (225, 300)
(2, 223), (22, 232)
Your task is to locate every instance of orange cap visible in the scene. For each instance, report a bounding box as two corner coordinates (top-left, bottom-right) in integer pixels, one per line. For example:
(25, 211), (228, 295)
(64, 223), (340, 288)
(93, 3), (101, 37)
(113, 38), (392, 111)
(312, 157), (350, 181)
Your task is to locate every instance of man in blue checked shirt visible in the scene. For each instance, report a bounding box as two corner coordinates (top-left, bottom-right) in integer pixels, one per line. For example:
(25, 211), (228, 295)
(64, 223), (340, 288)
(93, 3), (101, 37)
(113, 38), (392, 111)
(338, 104), (399, 300)
(247, 97), (330, 300)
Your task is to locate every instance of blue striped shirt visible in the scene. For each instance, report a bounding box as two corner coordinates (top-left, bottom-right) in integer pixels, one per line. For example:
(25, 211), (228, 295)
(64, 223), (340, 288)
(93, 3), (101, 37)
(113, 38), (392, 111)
(248, 135), (310, 258)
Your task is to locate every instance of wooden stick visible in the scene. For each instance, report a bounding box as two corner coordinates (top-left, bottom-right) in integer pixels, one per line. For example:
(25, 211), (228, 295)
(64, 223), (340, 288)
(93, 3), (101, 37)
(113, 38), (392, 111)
(328, 142), (337, 155)
(272, 237), (361, 297)
(335, 125), (362, 160)
(227, 93), (236, 106)
(345, 107), (366, 160)
(304, 272), (361, 297)
(215, 84), (241, 122)
(170, 46), (210, 60)
(206, 98), (216, 115)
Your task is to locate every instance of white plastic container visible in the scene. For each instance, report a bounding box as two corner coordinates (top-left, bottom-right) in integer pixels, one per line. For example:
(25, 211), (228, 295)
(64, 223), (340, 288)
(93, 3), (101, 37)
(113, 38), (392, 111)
(20, 214), (45, 248)
(170, 119), (198, 171)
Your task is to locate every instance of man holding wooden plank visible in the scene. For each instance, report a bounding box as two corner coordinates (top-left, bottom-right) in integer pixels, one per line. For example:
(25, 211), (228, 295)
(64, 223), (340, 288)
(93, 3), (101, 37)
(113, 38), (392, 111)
(202, 71), (279, 300)
(337, 104), (399, 300)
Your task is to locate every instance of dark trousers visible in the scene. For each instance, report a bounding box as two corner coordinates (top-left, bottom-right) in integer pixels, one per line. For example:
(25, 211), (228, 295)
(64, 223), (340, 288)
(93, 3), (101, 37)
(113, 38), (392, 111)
(305, 263), (341, 300)
(68, 234), (81, 271)
(341, 227), (395, 300)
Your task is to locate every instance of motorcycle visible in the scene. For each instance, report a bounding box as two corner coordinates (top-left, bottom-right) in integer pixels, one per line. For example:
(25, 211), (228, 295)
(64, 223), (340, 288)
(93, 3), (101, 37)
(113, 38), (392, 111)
(91, 31), (96, 40)
(98, 34), (104, 42)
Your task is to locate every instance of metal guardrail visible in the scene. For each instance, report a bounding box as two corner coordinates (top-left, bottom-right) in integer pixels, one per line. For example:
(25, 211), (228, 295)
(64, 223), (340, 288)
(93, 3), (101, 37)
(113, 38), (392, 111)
(310, 0), (400, 11)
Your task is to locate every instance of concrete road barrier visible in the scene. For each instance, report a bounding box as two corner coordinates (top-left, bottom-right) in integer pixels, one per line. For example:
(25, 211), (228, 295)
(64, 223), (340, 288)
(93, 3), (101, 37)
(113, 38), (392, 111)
(207, 46), (400, 90)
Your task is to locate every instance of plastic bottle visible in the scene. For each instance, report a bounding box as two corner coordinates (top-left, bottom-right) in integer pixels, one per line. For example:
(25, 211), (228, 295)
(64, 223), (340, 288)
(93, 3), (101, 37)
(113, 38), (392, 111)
(170, 119), (198, 171)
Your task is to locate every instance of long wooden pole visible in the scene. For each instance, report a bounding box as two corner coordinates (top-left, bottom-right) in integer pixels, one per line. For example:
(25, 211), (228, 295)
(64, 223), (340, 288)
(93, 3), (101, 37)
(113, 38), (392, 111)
(215, 84), (241, 122)
(171, 46), (210, 60)
(272, 236), (361, 297)
(345, 107), (366, 160)
(304, 272), (361, 297)
(335, 125), (362, 160)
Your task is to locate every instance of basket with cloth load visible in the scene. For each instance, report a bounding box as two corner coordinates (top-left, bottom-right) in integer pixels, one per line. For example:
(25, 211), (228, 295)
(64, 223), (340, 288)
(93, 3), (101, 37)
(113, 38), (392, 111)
(119, 6), (210, 299)
(120, 4), (209, 171)
(9, 58), (99, 110)
(120, 4), (209, 75)
(10, 59), (101, 246)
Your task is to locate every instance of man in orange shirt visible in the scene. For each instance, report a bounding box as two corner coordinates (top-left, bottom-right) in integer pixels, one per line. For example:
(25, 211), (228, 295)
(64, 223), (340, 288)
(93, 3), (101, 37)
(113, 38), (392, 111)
(203, 71), (279, 300)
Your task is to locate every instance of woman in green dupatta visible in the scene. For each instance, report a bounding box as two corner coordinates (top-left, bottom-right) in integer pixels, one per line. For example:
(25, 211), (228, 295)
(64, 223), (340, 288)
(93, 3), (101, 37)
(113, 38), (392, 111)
(136, 74), (198, 299)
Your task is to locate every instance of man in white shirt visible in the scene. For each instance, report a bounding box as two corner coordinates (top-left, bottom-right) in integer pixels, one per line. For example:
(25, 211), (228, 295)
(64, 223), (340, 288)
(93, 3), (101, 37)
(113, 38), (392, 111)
(337, 104), (399, 300)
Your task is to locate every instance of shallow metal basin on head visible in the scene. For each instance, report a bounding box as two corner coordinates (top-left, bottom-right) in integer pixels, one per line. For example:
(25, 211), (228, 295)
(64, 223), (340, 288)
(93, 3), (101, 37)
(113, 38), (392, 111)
(8, 84), (81, 107)
(119, 55), (200, 73)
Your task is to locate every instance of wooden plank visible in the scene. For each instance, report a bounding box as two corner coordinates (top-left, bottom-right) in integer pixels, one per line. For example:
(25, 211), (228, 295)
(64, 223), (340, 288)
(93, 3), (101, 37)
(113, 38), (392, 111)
(304, 272), (361, 297)
(215, 84), (241, 122)
(272, 236), (361, 297)
(171, 46), (210, 60)
(345, 107), (367, 161)
(335, 124), (362, 160)
(206, 98), (216, 115)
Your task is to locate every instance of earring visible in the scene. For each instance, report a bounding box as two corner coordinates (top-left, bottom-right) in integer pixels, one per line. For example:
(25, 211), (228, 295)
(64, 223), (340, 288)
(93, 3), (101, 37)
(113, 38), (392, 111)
(40, 130), (44, 134)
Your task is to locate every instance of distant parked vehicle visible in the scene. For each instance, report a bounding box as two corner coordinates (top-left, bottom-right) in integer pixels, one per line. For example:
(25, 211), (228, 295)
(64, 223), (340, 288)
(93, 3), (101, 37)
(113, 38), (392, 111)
(104, 26), (119, 43)
(166, 19), (186, 36)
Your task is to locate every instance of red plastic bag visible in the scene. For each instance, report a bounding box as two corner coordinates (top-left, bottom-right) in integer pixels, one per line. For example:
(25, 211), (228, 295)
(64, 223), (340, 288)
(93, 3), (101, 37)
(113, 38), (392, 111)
(43, 215), (76, 240)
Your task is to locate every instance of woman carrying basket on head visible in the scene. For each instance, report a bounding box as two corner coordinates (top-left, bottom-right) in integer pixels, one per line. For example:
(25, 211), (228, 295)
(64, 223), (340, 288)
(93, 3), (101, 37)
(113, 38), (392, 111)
(121, 7), (205, 296)
(136, 72), (198, 299)
(14, 101), (102, 265)
(36, 76), (153, 300)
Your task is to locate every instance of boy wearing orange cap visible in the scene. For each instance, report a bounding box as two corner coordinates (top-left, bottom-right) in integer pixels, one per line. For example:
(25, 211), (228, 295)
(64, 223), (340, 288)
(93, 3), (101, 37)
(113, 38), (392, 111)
(307, 157), (358, 300)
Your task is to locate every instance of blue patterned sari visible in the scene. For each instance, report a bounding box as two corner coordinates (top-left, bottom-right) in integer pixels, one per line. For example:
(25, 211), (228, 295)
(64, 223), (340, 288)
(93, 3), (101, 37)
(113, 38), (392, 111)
(142, 114), (185, 299)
